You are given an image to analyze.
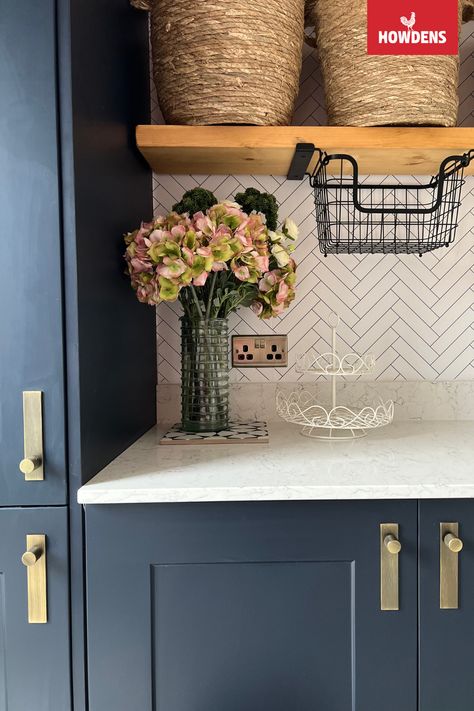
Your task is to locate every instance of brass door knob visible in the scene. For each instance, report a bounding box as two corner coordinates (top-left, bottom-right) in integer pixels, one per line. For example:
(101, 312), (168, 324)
(21, 544), (44, 567)
(444, 532), (463, 553)
(384, 534), (402, 554)
(19, 456), (42, 476)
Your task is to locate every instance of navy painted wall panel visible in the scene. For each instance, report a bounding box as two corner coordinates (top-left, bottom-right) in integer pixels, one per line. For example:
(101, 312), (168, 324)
(64, 0), (156, 488)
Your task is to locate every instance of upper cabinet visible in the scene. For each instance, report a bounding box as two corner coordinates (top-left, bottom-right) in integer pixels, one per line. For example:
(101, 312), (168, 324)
(0, 0), (66, 506)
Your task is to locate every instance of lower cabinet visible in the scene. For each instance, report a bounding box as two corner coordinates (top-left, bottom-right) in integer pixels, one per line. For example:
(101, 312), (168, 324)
(0, 506), (71, 711)
(85, 500), (474, 710)
(86, 501), (418, 711)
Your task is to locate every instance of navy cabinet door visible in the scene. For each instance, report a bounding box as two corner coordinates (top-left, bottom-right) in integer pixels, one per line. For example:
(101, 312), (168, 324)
(0, 0), (66, 506)
(0, 506), (71, 711)
(86, 501), (417, 711)
(419, 500), (474, 711)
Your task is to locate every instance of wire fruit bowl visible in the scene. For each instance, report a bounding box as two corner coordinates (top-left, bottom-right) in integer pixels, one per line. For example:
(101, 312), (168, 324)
(276, 388), (394, 441)
(310, 150), (474, 256)
(276, 313), (394, 440)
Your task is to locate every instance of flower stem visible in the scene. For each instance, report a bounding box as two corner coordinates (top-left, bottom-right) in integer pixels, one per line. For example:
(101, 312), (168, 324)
(205, 272), (218, 321)
(179, 292), (192, 320)
(190, 285), (204, 318)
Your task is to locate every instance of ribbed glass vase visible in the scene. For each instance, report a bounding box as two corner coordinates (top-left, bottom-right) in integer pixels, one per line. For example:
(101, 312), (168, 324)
(180, 317), (230, 432)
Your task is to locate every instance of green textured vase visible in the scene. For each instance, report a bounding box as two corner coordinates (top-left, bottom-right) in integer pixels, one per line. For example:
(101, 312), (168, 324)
(180, 317), (229, 432)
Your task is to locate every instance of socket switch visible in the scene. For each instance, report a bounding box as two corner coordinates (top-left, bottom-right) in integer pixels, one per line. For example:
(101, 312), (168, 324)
(232, 335), (288, 367)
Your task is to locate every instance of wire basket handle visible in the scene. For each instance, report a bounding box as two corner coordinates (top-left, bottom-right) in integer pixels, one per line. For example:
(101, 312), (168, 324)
(461, 149), (474, 167)
(310, 148), (327, 177)
(438, 149), (474, 180)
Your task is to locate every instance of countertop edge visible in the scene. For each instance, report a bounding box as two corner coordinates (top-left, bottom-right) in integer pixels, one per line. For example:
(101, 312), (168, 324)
(78, 484), (474, 505)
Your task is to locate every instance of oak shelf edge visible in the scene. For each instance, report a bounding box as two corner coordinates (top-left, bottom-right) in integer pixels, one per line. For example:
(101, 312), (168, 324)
(136, 125), (474, 176)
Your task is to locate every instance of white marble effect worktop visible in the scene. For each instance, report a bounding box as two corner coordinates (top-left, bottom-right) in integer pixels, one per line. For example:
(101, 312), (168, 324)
(78, 421), (474, 504)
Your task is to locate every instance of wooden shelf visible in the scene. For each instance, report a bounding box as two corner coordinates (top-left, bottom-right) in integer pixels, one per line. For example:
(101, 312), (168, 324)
(136, 125), (474, 177)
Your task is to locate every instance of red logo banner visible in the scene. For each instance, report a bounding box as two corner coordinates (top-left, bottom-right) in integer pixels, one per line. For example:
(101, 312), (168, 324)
(367, 0), (458, 55)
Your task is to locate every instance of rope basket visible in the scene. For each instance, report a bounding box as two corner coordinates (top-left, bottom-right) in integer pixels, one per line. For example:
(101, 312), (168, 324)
(131, 0), (304, 125)
(305, 0), (467, 127)
(463, 0), (474, 22)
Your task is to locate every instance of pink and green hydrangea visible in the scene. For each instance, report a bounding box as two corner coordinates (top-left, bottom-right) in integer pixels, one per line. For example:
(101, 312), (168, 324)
(124, 201), (298, 320)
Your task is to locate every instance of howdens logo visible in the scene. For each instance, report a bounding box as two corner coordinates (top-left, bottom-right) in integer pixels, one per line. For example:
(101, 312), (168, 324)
(367, 0), (458, 55)
(378, 13), (447, 45)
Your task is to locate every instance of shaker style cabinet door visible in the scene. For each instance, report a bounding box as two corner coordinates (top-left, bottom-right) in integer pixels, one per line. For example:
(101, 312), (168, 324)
(419, 500), (474, 711)
(0, 506), (71, 711)
(0, 0), (66, 506)
(86, 501), (418, 711)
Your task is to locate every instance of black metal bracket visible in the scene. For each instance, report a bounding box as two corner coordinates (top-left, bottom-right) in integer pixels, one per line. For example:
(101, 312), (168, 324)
(287, 142), (316, 181)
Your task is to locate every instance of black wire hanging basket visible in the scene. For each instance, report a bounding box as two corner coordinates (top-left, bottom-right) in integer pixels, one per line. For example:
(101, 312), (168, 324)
(309, 149), (474, 256)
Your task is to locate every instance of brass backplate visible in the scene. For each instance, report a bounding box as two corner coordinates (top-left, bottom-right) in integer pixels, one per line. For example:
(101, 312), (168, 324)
(440, 522), (460, 610)
(380, 523), (399, 611)
(25, 534), (47, 624)
(22, 391), (44, 480)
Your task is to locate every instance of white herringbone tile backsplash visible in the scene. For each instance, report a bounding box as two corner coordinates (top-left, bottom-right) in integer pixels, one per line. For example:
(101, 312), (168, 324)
(152, 30), (474, 384)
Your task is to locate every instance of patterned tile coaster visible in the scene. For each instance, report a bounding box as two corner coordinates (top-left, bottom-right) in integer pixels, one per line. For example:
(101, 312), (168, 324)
(160, 421), (269, 445)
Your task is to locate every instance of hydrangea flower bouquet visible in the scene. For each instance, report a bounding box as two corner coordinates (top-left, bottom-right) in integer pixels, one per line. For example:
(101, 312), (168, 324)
(124, 200), (298, 431)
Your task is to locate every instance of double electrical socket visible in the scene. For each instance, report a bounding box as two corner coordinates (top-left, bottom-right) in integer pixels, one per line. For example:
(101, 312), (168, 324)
(232, 335), (288, 367)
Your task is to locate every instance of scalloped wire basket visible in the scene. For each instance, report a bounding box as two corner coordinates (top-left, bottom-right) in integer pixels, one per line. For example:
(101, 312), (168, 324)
(276, 388), (394, 440)
(276, 313), (394, 440)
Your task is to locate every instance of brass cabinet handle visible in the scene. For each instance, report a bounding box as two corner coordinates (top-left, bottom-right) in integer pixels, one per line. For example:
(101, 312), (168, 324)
(19, 391), (44, 481)
(22, 535), (47, 624)
(380, 523), (401, 611)
(444, 532), (463, 553)
(21, 543), (44, 567)
(384, 533), (402, 555)
(440, 523), (462, 610)
(19, 456), (42, 477)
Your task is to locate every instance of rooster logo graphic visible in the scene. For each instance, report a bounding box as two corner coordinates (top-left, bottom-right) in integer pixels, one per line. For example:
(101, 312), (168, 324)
(400, 11), (416, 30)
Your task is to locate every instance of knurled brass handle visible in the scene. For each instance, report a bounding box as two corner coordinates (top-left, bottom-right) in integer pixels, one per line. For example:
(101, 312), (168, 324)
(21, 544), (44, 567)
(444, 532), (463, 553)
(19, 456), (42, 476)
(384, 533), (402, 555)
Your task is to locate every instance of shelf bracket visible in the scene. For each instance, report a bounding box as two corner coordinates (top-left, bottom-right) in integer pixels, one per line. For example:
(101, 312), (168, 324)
(287, 143), (316, 180)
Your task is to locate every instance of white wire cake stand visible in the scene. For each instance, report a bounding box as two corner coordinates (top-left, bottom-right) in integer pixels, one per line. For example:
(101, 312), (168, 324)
(276, 314), (394, 440)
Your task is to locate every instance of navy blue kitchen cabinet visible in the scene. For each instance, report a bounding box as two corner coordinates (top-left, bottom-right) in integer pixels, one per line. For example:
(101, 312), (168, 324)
(0, 0), (66, 508)
(86, 501), (419, 711)
(0, 507), (70, 711)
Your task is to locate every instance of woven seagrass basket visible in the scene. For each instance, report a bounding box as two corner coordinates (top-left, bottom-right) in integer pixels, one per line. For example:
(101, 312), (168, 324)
(305, 0), (470, 127)
(131, 0), (304, 125)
